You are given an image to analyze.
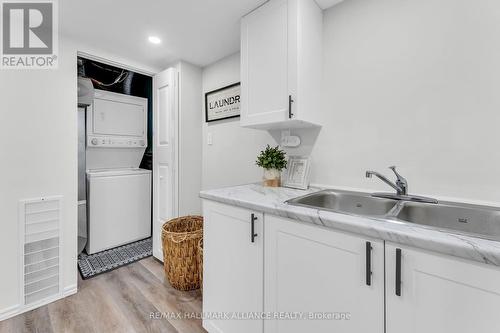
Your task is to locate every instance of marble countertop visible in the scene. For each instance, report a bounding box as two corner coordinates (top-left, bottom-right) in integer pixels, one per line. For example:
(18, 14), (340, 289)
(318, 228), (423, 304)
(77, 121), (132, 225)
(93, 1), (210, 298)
(200, 183), (500, 267)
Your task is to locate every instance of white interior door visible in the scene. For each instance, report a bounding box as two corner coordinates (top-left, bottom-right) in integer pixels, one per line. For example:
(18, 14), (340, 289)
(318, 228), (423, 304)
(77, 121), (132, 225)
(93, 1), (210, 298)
(153, 67), (178, 261)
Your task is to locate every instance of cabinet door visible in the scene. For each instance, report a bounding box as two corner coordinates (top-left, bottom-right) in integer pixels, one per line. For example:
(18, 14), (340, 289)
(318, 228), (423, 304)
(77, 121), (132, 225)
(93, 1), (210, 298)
(202, 201), (263, 333)
(241, 0), (289, 126)
(386, 243), (500, 333)
(264, 215), (384, 333)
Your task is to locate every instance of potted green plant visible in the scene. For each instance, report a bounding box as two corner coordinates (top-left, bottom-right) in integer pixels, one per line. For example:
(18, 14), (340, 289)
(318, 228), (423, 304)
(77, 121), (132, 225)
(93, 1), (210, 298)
(256, 145), (287, 187)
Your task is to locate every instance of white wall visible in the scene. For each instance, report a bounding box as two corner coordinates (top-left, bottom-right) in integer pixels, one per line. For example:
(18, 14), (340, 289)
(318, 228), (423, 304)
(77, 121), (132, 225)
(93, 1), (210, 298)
(0, 38), (78, 316)
(202, 53), (273, 190)
(308, 0), (500, 204)
(0, 33), (158, 318)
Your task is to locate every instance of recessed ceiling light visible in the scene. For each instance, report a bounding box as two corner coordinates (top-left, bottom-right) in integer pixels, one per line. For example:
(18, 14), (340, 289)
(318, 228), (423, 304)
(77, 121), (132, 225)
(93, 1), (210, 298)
(148, 36), (161, 44)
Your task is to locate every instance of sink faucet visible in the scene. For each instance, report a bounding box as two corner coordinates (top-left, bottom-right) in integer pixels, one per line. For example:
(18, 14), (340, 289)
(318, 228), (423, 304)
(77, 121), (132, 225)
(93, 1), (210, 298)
(365, 166), (437, 204)
(366, 166), (408, 196)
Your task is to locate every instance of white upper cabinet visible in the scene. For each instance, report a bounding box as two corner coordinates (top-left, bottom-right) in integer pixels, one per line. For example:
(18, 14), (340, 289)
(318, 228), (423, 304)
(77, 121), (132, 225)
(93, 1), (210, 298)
(241, 0), (323, 129)
(386, 243), (500, 333)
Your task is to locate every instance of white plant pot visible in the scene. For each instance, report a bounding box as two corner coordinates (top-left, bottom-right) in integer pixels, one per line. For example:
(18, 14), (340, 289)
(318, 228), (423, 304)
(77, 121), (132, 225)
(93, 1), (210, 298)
(263, 168), (281, 187)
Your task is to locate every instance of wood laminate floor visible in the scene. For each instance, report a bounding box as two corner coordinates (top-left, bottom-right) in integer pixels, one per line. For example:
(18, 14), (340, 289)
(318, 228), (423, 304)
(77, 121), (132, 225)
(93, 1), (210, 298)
(0, 257), (207, 333)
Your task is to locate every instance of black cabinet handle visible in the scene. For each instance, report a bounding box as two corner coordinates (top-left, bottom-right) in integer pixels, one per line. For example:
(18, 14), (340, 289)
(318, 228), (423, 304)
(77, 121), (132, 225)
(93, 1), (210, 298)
(366, 241), (372, 286)
(288, 95), (294, 118)
(396, 248), (402, 296)
(251, 213), (258, 243)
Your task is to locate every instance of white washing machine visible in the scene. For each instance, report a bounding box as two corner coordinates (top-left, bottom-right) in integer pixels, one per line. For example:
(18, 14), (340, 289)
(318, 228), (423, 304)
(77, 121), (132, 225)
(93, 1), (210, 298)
(86, 168), (151, 254)
(85, 90), (151, 254)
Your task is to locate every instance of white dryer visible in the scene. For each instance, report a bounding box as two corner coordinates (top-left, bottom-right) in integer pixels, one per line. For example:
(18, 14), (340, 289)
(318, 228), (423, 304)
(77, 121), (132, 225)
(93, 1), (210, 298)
(85, 90), (151, 254)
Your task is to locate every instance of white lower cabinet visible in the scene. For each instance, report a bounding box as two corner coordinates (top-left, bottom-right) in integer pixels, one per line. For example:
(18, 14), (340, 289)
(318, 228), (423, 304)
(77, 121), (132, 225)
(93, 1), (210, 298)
(385, 242), (500, 333)
(264, 215), (384, 333)
(202, 201), (264, 333)
(202, 200), (500, 333)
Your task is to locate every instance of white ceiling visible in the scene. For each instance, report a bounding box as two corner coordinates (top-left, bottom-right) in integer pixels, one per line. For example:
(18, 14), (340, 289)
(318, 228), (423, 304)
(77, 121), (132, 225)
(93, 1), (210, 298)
(61, 0), (343, 72)
(61, 0), (267, 71)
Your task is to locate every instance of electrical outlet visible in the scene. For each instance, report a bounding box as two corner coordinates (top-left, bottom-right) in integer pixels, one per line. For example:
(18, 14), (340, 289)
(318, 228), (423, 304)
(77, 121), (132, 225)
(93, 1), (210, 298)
(281, 130), (301, 147)
(281, 130), (291, 143)
(283, 135), (301, 147)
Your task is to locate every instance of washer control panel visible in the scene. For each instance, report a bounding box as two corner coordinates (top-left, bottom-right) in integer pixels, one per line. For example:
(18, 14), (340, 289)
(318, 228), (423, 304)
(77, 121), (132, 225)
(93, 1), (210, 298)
(88, 136), (146, 148)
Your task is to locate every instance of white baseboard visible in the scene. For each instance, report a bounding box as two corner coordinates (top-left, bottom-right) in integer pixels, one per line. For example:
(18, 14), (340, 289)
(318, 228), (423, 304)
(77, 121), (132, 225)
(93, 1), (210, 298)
(63, 284), (78, 297)
(0, 285), (78, 322)
(0, 305), (21, 322)
(203, 320), (224, 333)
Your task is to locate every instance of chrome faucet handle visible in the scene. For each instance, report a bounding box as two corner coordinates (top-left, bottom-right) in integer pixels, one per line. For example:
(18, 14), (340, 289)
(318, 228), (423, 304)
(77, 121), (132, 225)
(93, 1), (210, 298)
(388, 166), (405, 181)
(388, 166), (408, 195)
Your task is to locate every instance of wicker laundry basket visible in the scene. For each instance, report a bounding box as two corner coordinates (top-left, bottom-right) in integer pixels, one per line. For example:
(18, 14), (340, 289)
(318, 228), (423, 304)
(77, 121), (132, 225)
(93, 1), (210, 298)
(161, 216), (203, 291)
(197, 238), (203, 292)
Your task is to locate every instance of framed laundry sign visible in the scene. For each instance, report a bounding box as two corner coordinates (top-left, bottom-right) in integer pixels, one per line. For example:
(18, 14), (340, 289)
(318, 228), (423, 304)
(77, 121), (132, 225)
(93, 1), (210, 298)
(205, 82), (241, 122)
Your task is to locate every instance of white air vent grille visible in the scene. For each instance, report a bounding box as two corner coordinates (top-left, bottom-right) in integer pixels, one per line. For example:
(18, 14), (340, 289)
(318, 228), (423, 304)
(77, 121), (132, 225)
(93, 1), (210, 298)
(20, 197), (62, 305)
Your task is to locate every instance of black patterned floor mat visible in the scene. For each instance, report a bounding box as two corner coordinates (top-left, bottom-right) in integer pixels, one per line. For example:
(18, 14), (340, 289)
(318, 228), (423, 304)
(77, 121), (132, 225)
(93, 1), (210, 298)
(78, 238), (152, 279)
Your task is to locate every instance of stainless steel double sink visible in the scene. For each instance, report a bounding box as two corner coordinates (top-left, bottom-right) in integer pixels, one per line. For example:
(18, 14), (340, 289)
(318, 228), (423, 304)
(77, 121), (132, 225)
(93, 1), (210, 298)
(286, 190), (500, 242)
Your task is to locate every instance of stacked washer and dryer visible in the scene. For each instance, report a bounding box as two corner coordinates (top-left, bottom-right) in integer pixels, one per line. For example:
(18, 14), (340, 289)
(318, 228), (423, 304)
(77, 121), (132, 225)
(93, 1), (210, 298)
(79, 81), (152, 255)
